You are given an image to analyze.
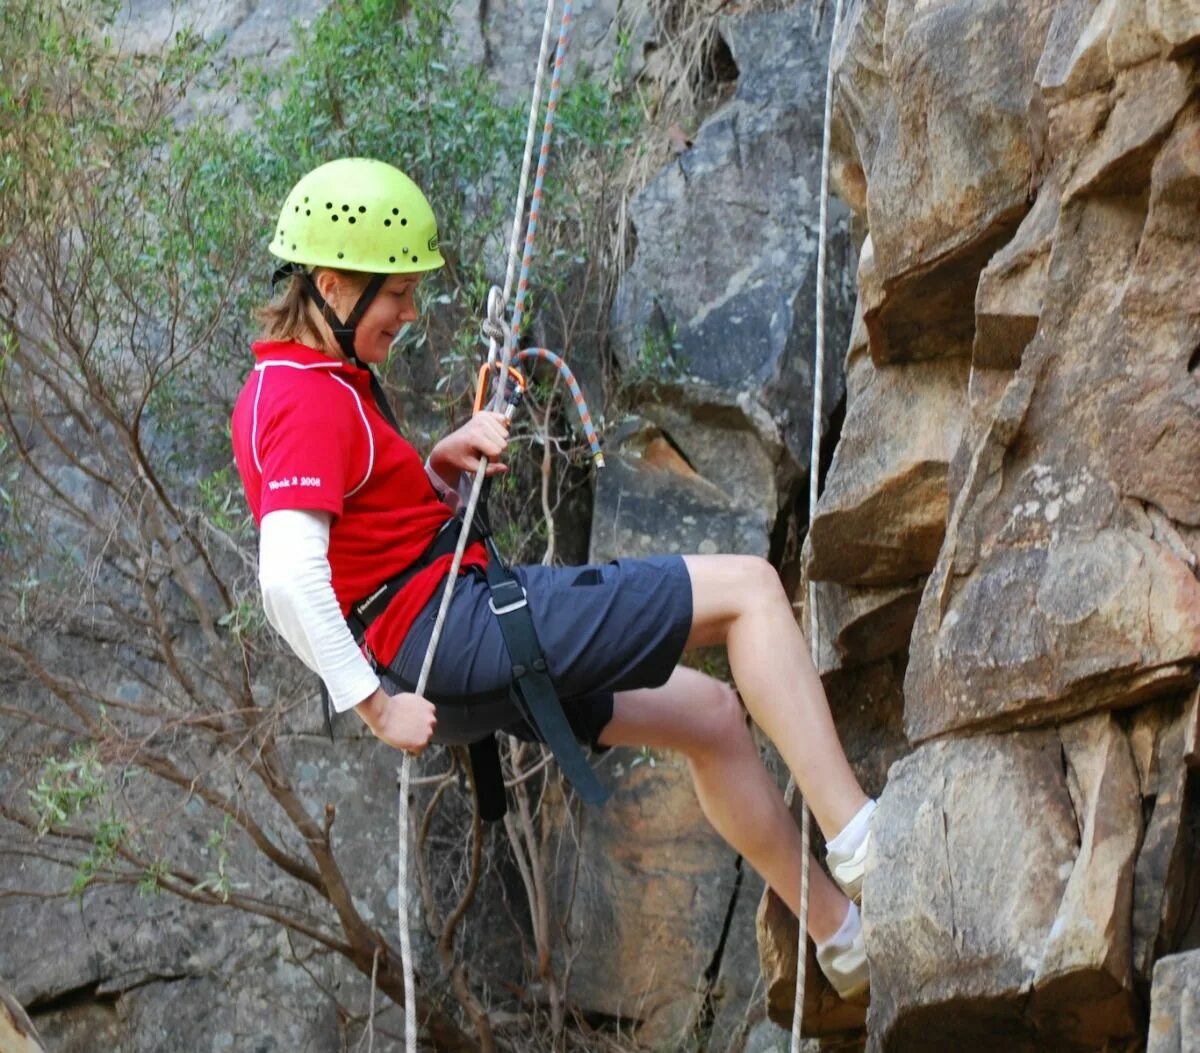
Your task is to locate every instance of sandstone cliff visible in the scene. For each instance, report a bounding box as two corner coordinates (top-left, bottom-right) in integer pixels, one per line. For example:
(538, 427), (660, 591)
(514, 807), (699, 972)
(759, 2), (1200, 1050)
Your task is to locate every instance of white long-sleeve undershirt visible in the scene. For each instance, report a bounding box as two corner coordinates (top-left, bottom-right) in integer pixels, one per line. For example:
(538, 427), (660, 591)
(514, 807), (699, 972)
(257, 462), (465, 713)
(258, 509), (379, 713)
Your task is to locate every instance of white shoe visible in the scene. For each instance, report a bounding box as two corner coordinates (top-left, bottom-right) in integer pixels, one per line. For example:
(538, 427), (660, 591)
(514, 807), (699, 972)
(827, 828), (871, 903)
(816, 912), (869, 1000)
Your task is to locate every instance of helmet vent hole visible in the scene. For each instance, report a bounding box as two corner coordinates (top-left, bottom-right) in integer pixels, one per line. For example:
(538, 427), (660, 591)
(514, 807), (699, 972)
(293, 206), (299, 213)
(325, 202), (332, 209)
(402, 246), (409, 254)
(337, 252), (344, 259)
(331, 215), (338, 222)
(384, 219), (391, 227)
(348, 217), (356, 224)
(305, 209), (311, 216)
(341, 204), (349, 212)
(303, 196), (309, 204)
(358, 206), (366, 214)
(411, 255), (418, 263)
(389, 256), (396, 263)
(400, 218), (408, 226)
(392, 208), (399, 215)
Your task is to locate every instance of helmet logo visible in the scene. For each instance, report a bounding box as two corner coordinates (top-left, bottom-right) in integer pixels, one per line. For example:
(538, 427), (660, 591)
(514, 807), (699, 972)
(427, 235), (439, 252)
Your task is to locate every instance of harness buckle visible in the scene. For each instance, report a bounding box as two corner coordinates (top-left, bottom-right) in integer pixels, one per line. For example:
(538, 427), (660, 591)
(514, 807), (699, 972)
(488, 583), (528, 616)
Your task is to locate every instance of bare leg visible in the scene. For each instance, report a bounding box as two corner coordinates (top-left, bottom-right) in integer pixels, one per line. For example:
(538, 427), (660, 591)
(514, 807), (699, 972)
(681, 554), (868, 839)
(600, 666), (850, 944)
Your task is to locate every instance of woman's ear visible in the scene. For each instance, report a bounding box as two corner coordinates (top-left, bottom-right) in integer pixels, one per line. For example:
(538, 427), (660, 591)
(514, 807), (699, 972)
(313, 267), (340, 305)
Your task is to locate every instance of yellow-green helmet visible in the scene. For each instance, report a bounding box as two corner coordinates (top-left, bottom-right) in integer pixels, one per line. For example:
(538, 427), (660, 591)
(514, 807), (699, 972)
(270, 158), (445, 273)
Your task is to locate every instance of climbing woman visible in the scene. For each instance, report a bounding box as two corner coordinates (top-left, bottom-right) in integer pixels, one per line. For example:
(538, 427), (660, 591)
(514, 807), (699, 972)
(230, 158), (876, 1000)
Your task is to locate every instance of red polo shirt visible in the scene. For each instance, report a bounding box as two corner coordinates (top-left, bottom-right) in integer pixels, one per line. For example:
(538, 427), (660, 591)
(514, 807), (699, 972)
(231, 340), (487, 669)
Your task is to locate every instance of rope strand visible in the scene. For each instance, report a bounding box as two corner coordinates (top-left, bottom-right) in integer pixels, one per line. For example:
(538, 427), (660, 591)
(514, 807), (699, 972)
(791, 0), (845, 1049)
(398, 4), (575, 1051)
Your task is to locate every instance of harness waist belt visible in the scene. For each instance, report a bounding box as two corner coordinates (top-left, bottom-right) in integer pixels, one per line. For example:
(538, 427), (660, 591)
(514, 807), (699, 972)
(346, 514), (486, 644)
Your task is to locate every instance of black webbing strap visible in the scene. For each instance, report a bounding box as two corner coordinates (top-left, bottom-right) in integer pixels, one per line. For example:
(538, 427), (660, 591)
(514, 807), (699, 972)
(482, 537), (610, 807)
(468, 738), (508, 823)
(272, 264), (398, 429)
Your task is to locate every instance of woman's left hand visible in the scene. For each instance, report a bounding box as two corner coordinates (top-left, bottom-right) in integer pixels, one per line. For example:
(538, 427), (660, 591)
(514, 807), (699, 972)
(428, 411), (510, 486)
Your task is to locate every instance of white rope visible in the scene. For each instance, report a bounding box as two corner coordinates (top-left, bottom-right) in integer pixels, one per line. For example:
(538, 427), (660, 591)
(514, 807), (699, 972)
(791, 0), (844, 1049)
(397, 757), (417, 1052)
(396, 4), (559, 1047)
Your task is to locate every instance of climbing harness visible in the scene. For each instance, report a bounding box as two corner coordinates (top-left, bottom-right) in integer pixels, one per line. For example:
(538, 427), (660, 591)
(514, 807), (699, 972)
(342, 353), (608, 819)
(790, 1), (846, 1048)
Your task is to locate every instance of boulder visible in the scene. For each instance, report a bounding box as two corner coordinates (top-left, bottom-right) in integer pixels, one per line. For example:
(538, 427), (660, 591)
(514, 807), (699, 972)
(756, 657), (906, 1037)
(905, 109), (1200, 742)
(973, 184), (1059, 371)
(611, 4), (854, 491)
(807, 577), (923, 676)
(1148, 949), (1200, 1053)
(907, 521), (1200, 741)
(1029, 714), (1140, 1046)
(864, 727), (1140, 1051)
(1130, 690), (1200, 985)
(863, 733), (1074, 1050)
(847, 0), (1058, 364)
(589, 416), (773, 561)
(757, 880), (867, 1042)
(808, 313), (970, 587)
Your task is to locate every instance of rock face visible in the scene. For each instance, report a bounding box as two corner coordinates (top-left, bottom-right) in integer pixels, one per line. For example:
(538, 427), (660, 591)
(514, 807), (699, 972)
(554, 753), (740, 1045)
(452, 0), (653, 102)
(905, 105), (1200, 742)
(574, 8), (859, 1036)
(849, 0), (1060, 364)
(758, 1), (1200, 1049)
(611, 3), (856, 505)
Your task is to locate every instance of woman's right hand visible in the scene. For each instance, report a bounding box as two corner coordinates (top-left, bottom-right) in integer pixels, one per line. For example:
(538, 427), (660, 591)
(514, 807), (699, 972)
(355, 686), (437, 754)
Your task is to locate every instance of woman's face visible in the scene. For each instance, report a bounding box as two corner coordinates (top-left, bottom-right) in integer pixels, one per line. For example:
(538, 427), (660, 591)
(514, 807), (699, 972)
(352, 273), (421, 364)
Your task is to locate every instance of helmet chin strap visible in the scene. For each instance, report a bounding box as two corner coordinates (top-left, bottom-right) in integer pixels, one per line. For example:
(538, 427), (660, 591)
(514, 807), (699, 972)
(271, 263), (388, 368)
(271, 264), (399, 429)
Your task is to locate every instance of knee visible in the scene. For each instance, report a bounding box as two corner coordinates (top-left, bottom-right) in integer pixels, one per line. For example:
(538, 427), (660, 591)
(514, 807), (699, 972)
(732, 555), (788, 612)
(691, 679), (750, 758)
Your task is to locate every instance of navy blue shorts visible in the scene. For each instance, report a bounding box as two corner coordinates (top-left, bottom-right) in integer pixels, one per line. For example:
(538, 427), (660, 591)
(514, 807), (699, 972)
(378, 555), (693, 748)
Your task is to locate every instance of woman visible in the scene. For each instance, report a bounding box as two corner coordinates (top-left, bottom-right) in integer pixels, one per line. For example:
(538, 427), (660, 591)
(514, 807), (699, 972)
(231, 158), (875, 999)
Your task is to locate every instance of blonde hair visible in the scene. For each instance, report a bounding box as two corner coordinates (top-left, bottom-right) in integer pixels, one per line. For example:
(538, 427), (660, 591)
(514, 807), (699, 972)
(255, 268), (371, 352)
